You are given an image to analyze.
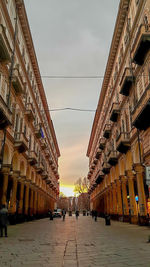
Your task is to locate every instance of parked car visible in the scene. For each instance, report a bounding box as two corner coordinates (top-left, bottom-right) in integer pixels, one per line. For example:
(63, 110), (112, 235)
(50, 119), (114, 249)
(53, 209), (62, 218)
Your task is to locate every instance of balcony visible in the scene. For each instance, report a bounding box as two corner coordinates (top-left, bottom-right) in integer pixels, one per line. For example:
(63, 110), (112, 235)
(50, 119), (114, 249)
(103, 124), (111, 139)
(95, 149), (102, 160)
(107, 150), (118, 166)
(25, 103), (35, 122)
(95, 171), (104, 184)
(12, 68), (24, 95)
(109, 102), (120, 122)
(51, 164), (55, 170)
(49, 159), (53, 165)
(46, 180), (51, 185)
(132, 24), (150, 65)
(40, 139), (47, 150)
(45, 149), (50, 158)
(102, 162), (111, 174)
(119, 68), (134, 96)
(91, 164), (95, 170)
(36, 162), (44, 174)
(93, 158), (98, 165)
(0, 24), (11, 63)
(28, 151), (37, 166)
(99, 138), (106, 150)
(0, 95), (12, 129)
(14, 132), (28, 153)
(116, 132), (130, 154)
(42, 171), (48, 180)
(132, 84), (150, 130)
(34, 124), (42, 139)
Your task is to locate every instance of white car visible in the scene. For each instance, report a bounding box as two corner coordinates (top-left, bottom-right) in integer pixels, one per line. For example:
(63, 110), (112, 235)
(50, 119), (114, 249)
(53, 209), (62, 218)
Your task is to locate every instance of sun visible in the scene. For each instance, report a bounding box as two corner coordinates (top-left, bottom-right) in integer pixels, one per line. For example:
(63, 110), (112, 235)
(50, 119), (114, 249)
(60, 184), (75, 197)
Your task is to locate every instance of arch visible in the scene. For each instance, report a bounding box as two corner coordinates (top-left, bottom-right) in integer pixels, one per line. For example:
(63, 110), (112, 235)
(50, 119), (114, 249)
(125, 150), (133, 170)
(3, 143), (11, 164)
(12, 152), (19, 171)
(20, 161), (25, 176)
(133, 142), (143, 164)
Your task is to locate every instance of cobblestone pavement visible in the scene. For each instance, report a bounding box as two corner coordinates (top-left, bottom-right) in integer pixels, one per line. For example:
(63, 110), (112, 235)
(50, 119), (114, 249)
(0, 215), (150, 267)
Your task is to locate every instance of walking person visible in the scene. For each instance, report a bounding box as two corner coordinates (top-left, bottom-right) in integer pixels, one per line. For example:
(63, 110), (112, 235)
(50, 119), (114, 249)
(91, 210), (94, 219)
(49, 210), (53, 220)
(62, 209), (65, 221)
(94, 210), (98, 222)
(75, 210), (79, 220)
(0, 204), (8, 237)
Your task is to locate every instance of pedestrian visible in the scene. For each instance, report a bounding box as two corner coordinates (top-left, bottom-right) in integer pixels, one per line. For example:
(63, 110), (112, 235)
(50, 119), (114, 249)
(94, 210), (98, 222)
(92, 210), (94, 219)
(49, 210), (53, 220)
(0, 204), (8, 237)
(62, 209), (65, 221)
(75, 210), (79, 220)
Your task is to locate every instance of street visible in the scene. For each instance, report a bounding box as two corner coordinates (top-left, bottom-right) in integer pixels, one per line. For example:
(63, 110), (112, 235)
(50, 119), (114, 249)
(0, 215), (150, 267)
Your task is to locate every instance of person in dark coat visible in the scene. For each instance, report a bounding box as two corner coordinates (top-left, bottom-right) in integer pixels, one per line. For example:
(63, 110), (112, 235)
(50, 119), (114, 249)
(0, 204), (8, 237)
(49, 210), (53, 220)
(75, 210), (79, 220)
(62, 209), (66, 221)
(91, 210), (94, 219)
(94, 210), (98, 222)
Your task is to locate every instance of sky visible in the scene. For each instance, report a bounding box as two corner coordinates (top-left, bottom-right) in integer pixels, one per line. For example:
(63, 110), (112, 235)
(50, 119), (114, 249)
(24, 0), (120, 196)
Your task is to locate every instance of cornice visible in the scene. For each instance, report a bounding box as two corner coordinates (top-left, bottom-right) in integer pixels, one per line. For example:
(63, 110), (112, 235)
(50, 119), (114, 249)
(15, 0), (60, 157)
(87, 0), (130, 157)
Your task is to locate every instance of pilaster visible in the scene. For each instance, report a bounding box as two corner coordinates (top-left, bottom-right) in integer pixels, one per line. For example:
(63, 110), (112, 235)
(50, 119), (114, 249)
(134, 164), (147, 224)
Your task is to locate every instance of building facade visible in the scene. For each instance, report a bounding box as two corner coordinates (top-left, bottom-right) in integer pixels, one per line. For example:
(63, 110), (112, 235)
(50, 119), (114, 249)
(0, 0), (60, 223)
(87, 0), (150, 225)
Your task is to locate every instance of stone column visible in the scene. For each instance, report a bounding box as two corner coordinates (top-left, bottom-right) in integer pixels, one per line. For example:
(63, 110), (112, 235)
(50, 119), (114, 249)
(33, 191), (37, 216)
(120, 175), (129, 219)
(1, 173), (9, 205)
(126, 170), (138, 224)
(29, 188), (34, 216)
(24, 183), (29, 215)
(134, 164), (147, 224)
(18, 182), (24, 214)
(9, 178), (18, 214)
(109, 185), (113, 215)
(116, 179), (123, 216)
(106, 190), (110, 214)
(112, 182), (117, 216)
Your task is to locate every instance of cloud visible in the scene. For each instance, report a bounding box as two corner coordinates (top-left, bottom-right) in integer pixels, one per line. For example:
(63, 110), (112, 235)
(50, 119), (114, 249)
(24, 0), (120, 186)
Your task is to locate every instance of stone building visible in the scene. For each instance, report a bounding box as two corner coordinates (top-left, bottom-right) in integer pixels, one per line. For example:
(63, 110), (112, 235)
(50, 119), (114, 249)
(78, 193), (90, 212)
(0, 0), (60, 223)
(87, 0), (150, 225)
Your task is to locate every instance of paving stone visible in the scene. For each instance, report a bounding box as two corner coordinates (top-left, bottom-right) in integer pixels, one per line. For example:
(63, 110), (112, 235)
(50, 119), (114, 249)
(0, 216), (150, 266)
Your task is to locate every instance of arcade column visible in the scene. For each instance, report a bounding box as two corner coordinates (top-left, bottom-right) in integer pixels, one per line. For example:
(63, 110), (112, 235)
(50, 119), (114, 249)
(120, 175), (129, 221)
(126, 170), (138, 224)
(116, 179), (123, 217)
(1, 172), (9, 205)
(24, 182), (29, 216)
(18, 181), (24, 215)
(134, 164), (147, 225)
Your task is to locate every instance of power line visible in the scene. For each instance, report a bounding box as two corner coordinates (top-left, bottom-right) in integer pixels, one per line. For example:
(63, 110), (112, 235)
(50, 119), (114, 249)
(49, 108), (96, 112)
(41, 75), (103, 79)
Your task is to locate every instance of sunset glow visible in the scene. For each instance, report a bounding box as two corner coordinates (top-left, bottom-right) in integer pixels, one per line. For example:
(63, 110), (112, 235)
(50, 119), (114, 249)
(60, 184), (75, 197)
